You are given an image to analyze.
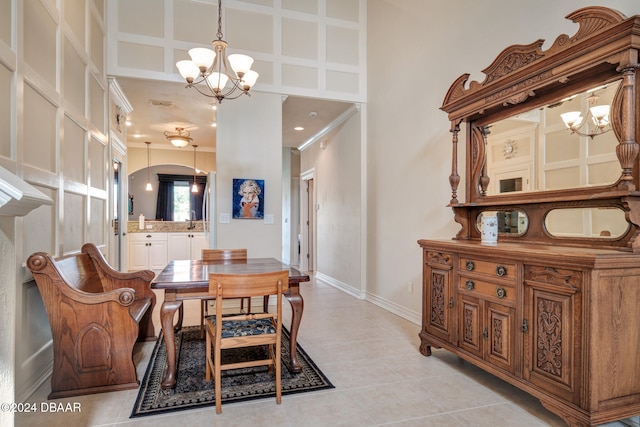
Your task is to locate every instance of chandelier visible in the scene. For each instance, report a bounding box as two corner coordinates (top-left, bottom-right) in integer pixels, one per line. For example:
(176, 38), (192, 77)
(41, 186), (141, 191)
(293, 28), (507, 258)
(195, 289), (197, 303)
(175, 0), (258, 103)
(560, 90), (611, 139)
(164, 127), (193, 148)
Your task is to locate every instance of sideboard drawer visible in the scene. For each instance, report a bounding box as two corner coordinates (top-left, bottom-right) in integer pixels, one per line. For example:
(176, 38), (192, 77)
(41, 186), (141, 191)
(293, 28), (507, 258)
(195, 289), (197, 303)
(458, 275), (515, 304)
(459, 257), (516, 281)
(426, 250), (453, 268)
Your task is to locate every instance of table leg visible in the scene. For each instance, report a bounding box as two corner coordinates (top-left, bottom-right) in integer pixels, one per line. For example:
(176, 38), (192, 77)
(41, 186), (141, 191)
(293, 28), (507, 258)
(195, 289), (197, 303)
(285, 285), (304, 373)
(160, 300), (182, 389)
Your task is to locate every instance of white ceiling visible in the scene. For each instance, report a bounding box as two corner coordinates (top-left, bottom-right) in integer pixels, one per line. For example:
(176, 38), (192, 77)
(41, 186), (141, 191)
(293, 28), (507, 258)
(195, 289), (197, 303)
(117, 77), (354, 151)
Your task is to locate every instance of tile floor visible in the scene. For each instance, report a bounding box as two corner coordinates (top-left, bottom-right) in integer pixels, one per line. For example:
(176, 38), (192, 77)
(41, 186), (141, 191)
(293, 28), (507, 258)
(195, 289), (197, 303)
(15, 276), (640, 427)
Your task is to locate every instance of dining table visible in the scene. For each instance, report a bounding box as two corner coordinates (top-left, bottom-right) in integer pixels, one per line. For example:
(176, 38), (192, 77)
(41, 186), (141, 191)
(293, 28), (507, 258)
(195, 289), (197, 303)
(151, 257), (310, 389)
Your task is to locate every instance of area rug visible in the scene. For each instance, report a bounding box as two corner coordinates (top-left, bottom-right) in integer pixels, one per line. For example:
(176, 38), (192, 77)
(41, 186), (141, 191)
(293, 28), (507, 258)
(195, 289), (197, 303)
(131, 326), (333, 417)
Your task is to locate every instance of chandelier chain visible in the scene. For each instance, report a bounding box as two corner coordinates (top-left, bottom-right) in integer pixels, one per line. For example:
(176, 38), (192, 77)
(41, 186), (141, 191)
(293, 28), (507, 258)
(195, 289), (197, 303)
(216, 0), (223, 40)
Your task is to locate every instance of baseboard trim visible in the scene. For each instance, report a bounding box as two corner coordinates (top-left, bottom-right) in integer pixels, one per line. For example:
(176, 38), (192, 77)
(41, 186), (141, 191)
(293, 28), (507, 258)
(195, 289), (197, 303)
(313, 272), (420, 325)
(314, 272), (365, 299)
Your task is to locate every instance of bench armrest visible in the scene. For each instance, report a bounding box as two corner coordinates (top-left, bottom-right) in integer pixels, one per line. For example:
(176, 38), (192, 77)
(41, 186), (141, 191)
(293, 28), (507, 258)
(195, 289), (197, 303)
(82, 244), (155, 299)
(82, 243), (154, 286)
(81, 243), (157, 340)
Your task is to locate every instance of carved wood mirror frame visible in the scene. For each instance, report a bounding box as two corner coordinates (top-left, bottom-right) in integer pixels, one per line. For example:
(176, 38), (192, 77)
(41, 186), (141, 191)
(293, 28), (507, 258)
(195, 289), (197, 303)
(440, 7), (640, 251)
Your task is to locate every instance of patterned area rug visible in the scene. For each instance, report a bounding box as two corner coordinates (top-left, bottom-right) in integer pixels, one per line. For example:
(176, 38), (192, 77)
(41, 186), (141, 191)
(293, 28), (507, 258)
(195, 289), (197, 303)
(131, 326), (333, 417)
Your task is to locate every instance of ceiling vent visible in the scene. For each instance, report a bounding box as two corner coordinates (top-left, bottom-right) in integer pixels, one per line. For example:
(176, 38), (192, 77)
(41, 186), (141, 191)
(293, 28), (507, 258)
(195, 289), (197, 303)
(149, 99), (173, 107)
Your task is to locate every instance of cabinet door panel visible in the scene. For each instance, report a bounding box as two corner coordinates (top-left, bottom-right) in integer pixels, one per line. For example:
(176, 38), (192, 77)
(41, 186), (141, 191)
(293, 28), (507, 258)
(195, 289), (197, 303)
(129, 241), (149, 271)
(458, 294), (482, 357)
(167, 233), (190, 261)
(424, 266), (453, 343)
(485, 301), (516, 374)
(190, 233), (208, 260)
(523, 269), (580, 404)
(148, 240), (168, 271)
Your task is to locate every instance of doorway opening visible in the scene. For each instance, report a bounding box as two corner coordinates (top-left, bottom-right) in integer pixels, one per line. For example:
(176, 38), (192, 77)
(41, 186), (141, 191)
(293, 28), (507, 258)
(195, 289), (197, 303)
(300, 170), (315, 272)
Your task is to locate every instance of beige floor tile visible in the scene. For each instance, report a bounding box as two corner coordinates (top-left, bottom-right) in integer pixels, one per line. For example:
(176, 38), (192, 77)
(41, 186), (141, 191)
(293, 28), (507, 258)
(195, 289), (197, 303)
(449, 403), (564, 427)
(15, 275), (639, 427)
(280, 390), (376, 426)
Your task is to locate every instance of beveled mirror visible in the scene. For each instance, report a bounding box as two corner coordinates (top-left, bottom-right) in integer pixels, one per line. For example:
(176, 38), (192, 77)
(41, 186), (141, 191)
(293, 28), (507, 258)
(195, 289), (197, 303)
(440, 6), (640, 249)
(485, 80), (621, 196)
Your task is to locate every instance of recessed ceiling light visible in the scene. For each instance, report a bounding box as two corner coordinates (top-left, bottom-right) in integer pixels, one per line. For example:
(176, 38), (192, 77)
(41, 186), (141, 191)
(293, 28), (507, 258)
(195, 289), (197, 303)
(294, 126), (304, 131)
(210, 122), (217, 127)
(125, 120), (132, 126)
(133, 133), (142, 138)
(210, 104), (217, 110)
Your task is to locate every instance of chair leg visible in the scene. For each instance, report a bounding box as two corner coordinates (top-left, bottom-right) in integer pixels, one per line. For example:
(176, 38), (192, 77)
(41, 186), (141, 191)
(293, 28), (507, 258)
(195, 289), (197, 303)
(201, 300), (208, 338)
(240, 297), (252, 313)
(275, 342), (281, 404)
(205, 326), (212, 381)
(215, 341), (222, 414)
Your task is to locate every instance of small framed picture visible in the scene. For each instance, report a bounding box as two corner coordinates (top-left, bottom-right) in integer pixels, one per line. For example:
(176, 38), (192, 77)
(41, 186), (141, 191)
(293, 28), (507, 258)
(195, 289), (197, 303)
(232, 179), (264, 219)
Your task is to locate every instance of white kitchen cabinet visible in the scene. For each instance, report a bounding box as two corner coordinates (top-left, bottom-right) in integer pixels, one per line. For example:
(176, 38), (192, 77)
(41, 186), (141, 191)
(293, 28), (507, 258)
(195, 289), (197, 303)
(168, 232), (208, 261)
(128, 233), (168, 272)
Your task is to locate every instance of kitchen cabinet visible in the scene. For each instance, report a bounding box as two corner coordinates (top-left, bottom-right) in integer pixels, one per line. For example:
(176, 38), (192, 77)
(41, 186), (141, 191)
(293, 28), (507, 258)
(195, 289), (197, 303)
(167, 232), (208, 261)
(128, 233), (168, 272)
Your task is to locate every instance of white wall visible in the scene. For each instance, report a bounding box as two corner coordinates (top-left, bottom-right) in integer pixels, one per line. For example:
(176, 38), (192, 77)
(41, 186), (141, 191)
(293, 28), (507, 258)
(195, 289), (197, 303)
(301, 111), (363, 295)
(1, 1), (111, 424)
(365, 0), (640, 324)
(216, 92), (283, 258)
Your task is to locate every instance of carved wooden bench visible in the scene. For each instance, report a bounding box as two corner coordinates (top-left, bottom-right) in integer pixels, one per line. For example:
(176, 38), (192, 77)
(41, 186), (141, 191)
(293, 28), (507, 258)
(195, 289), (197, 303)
(26, 243), (156, 399)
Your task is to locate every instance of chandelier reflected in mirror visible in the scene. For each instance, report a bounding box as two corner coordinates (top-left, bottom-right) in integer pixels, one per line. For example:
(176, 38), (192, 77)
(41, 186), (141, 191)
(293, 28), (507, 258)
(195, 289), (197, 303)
(176, 0), (258, 103)
(164, 127), (193, 148)
(560, 86), (612, 139)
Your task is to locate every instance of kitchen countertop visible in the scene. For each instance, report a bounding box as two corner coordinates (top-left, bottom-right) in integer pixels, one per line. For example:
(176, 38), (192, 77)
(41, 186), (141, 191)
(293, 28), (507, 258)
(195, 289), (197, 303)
(127, 220), (206, 233)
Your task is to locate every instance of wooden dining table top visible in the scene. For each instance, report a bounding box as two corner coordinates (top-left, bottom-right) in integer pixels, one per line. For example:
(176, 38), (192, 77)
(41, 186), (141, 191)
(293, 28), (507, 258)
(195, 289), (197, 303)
(151, 258), (310, 290)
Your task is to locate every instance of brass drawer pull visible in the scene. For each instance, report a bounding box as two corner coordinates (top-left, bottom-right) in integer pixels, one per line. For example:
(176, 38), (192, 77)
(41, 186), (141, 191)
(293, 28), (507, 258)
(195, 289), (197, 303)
(465, 280), (474, 291)
(496, 286), (507, 299)
(521, 319), (529, 334)
(482, 327), (488, 339)
(496, 265), (507, 277)
(449, 297), (454, 308)
(465, 260), (475, 271)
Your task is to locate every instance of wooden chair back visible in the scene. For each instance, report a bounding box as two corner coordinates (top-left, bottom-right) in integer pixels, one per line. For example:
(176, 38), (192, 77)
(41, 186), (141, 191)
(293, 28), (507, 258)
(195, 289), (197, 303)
(205, 270), (289, 413)
(208, 269), (290, 298)
(202, 248), (247, 262)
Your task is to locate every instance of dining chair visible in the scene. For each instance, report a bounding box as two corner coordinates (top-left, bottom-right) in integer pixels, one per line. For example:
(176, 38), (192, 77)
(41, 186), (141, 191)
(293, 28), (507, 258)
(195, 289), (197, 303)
(200, 249), (249, 335)
(205, 270), (289, 414)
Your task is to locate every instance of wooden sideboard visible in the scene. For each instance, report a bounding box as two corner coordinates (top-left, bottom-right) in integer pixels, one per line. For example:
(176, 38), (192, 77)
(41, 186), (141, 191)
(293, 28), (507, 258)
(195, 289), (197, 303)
(418, 239), (640, 426)
(419, 7), (640, 426)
